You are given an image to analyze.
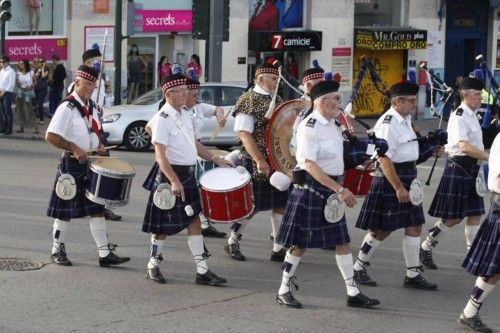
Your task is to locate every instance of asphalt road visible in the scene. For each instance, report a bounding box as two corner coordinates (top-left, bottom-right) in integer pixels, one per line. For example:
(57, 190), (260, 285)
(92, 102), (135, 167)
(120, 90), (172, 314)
(0, 136), (498, 333)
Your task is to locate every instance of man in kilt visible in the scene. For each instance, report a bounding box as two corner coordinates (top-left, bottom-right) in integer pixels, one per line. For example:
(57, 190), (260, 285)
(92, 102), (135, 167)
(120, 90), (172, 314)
(274, 80), (380, 309)
(142, 73), (229, 285)
(458, 132), (499, 333)
(45, 65), (130, 267)
(353, 81), (438, 290)
(420, 77), (490, 269)
(223, 59), (288, 262)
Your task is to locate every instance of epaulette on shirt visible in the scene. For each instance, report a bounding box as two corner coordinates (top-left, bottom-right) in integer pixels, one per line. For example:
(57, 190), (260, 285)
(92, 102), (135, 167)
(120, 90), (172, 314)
(455, 108), (464, 116)
(382, 115), (393, 124)
(65, 101), (76, 110)
(160, 112), (169, 119)
(306, 118), (317, 128)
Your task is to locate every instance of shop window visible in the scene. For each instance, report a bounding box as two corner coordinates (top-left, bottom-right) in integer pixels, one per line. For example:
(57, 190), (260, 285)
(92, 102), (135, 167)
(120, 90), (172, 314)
(7, 0), (66, 36)
(354, 0), (403, 26)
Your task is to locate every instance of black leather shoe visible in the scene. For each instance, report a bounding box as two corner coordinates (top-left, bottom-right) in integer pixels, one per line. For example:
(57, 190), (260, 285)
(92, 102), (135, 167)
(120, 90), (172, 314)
(202, 225), (227, 238)
(146, 266), (166, 284)
(270, 247), (287, 262)
(403, 274), (438, 290)
(347, 292), (380, 308)
(458, 313), (492, 333)
(420, 248), (437, 269)
(196, 270), (227, 286)
(224, 242), (246, 261)
(353, 269), (377, 287)
(276, 291), (302, 308)
(50, 243), (72, 266)
(104, 208), (122, 221)
(99, 251), (130, 267)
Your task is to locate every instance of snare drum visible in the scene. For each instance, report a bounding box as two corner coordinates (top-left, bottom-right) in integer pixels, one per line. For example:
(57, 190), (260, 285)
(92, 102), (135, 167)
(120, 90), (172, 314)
(195, 149), (229, 181)
(198, 167), (254, 222)
(85, 158), (136, 207)
(343, 165), (373, 196)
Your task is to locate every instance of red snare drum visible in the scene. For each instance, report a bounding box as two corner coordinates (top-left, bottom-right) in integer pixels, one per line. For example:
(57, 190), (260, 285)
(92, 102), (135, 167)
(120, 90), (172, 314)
(199, 167), (254, 222)
(343, 166), (373, 196)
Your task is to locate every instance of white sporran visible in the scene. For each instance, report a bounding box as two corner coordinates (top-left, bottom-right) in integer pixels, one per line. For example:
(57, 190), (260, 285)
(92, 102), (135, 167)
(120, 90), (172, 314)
(153, 183), (176, 210)
(409, 179), (424, 206)
(324, 194), (345, 223)
(475, 170), (488, 197)
(270, 171), (292, 191)
(55, 174), (77, 200)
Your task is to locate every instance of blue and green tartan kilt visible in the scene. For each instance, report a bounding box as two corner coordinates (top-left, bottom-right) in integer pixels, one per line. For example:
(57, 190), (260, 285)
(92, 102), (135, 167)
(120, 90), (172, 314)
(462, 201), (500, 277)
(355, 165), (425, 231)
(47, 157), (104, 220)
(276, 178), (350, 249)
(142, 164), (202, 236)
(428, 158), (485, 219)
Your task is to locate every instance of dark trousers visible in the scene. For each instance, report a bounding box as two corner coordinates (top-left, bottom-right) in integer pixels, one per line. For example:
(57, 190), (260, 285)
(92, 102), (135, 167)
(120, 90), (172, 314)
(0, 91), (14, 133)
(49, 85), (64, 116)
(35, 88), (48, 121)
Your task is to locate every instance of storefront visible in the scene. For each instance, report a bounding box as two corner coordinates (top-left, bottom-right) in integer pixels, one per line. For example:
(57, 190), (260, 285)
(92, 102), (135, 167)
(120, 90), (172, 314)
(352, 27), (427, 116)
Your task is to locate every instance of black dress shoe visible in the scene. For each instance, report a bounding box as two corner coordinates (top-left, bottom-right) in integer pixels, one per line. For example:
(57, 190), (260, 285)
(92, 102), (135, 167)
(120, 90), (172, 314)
(270, 247), (287, 262)
(224, 242), (246, 261)
(196, 270), (227, 286)
(353, 269), (377, 287)
(347, 292), (380, 308)
(146, 266), (166, 284)
(403, 274), (438, 290)
(276, 291), (302, 308)
(202, 224), (227, 238)
(99, 251), (130, 267)
(420, 248), (438, 269)
(104, 208), (122, 221)
(458, 313), (492, 333)
(50, 243), (72, 266)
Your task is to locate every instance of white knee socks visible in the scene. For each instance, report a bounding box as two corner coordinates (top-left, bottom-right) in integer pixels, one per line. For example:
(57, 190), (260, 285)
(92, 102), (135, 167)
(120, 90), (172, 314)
(90, 217), (110, 257)
(52, 219), (68, 254)
(228, 219), (250, 245)
(463, 277), (495, 318)
(271, 212), (284, 252)
(188, 235), (208, 274)
(336, 253), (360, 297)
(421, 219), (448, 251)
(403, 235), (421, 278)
(354, 233), (381, 271)
(147, 235), (165, 269)
(278, 251), (301, 295)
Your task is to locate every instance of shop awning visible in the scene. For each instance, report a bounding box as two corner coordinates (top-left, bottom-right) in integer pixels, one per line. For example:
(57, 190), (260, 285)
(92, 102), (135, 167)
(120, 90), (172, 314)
(354, 26), (427, 50)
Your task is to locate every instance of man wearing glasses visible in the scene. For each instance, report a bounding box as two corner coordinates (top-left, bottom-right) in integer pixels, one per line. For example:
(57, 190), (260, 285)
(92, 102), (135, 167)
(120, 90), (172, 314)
(353, 81), (439, 291)
(0, 56), (17, 135)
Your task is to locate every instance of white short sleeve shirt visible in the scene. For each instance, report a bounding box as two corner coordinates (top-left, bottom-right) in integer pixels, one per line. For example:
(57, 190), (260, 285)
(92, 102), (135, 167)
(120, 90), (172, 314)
(488, 133), (500, 193)
(445, 103), (484, 156)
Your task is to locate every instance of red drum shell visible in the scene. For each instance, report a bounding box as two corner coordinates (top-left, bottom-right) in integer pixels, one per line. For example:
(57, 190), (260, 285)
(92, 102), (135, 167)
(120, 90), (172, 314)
(343, 166), (373, 196)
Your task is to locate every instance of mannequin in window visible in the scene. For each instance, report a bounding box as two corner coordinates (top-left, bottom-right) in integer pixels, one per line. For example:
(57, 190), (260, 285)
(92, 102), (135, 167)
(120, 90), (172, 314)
(127, 44), (146, 103)
(25, 0), (41, 35)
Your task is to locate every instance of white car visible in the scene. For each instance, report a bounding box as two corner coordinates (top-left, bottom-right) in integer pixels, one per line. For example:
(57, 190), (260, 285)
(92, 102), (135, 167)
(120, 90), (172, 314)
(102, 82), (247, 151)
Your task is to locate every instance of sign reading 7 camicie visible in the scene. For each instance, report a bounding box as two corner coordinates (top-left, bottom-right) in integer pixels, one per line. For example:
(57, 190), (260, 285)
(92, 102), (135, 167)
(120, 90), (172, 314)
(258, 31), (322, 51)
(355, 29), (427, 50)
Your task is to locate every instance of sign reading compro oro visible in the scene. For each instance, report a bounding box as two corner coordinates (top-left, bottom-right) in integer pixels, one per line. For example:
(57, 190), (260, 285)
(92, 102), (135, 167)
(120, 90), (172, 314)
(355, 27), (427, 50)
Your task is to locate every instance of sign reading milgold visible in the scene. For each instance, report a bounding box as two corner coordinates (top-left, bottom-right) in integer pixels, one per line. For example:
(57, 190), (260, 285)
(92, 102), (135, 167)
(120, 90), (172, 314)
(355, 28), (427, 50)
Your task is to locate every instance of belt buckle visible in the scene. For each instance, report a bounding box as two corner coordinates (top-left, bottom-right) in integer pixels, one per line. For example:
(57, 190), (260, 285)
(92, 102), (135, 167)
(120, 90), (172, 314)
(188, 166), (194, 174)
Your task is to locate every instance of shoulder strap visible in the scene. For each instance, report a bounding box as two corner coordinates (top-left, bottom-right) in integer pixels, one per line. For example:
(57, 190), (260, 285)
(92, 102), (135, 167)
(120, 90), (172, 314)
(63, 95), (86, 119)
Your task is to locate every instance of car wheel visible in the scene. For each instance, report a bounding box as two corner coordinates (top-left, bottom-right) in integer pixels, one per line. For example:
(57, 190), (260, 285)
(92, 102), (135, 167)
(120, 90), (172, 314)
(123, 121), (151, 151)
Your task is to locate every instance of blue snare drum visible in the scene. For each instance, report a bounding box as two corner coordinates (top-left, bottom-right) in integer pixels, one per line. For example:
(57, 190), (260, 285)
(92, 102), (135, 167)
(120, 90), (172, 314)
(85, 158), (136, 207)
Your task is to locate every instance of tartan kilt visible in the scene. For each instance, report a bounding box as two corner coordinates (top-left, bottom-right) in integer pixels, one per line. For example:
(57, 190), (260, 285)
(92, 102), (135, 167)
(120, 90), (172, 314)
(142, 164), (202, 235)
(355, 165), (425, 231)
(462, 201), (500, 277)
(276, 178), (350, 249)
(47, 157), (104, 220)
(428, 158), (485, 219)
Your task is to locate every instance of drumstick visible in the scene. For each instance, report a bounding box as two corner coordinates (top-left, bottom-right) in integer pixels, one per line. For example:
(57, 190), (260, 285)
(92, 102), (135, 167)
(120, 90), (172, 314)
(210, 107), (233, 142)
(70, 146), (118, 158)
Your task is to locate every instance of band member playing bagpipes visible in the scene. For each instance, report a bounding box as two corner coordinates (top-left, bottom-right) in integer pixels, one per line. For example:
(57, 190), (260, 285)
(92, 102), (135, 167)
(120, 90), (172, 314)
(224, 59), (289, 262)
(420, 77), (490, 270)
(353, 81), (443, 290)
(458, 132), (500, 333)
(274, 80), (383, 309)
(45, 65), (130, 267)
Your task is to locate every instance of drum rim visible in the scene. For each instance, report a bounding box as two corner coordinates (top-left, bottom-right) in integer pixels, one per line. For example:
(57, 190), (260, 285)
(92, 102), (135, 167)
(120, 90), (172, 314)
(90, 159), (136, 175)
(198, 167), (251, 189)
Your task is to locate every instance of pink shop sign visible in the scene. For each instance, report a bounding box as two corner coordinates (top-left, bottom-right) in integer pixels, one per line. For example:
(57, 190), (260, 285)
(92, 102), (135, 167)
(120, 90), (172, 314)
(4, 39), (68, 62)
(134, 10), (192, 33)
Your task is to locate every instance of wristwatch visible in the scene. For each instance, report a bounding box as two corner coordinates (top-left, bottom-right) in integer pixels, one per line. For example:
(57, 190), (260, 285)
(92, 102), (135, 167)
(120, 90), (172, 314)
(337, 186), (345, 194)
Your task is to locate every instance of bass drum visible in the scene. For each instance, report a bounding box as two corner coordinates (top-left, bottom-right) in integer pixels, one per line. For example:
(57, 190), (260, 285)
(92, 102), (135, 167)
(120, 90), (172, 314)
(265, 99), (310, 178)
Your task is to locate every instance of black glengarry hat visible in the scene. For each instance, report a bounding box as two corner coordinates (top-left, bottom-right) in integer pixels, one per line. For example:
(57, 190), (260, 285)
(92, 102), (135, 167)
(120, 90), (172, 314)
(302, 59), (324, 83)
(309, 80), (340, 102)
(82, 48), (101, 63)
(460, 77), (484, 91)
(389, 81), (419, 97)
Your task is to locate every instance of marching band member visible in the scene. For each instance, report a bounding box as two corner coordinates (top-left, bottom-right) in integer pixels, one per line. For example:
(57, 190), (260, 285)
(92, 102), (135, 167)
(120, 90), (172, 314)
(353, 81), (439, 290)
(184, 69), (227, 238)
(45, 65), (130, 267)
(274, 80), (380, 309)
(142, 73), (228, 285)
(224, 59), (288, 262)
(458, 132), (499, 333)
(421, 77), (489, 269)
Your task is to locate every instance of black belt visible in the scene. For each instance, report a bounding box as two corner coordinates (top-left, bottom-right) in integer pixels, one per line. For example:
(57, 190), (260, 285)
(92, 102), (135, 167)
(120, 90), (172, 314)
(171, 164), (195, 175)
(450, 155), (479, 167)
(393, 161), (417, 170)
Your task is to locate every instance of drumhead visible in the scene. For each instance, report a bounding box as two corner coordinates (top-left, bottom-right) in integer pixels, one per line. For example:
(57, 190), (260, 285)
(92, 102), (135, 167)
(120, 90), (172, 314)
(91, 158), (135, 175)
(199, 167), (250, 191)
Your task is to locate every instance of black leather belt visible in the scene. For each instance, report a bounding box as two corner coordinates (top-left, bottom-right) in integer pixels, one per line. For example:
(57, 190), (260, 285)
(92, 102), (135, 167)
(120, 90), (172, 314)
(304, 173), (340, 183)
(393, 161), (417, 170)
(450, 155), (479, 167)
(171, 164), (195, 175)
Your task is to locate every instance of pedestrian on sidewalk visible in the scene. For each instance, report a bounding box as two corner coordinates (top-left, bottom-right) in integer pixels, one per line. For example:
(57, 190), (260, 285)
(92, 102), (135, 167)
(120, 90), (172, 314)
(15, 59), (39, 134)
(33, 57), (49, 125)
(0, 56), (16, 135)
(48, 54), (66, 117)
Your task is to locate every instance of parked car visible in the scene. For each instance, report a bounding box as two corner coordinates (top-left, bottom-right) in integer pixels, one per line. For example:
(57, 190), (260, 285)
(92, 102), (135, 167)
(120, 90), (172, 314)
(102, 82), (247, 151)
